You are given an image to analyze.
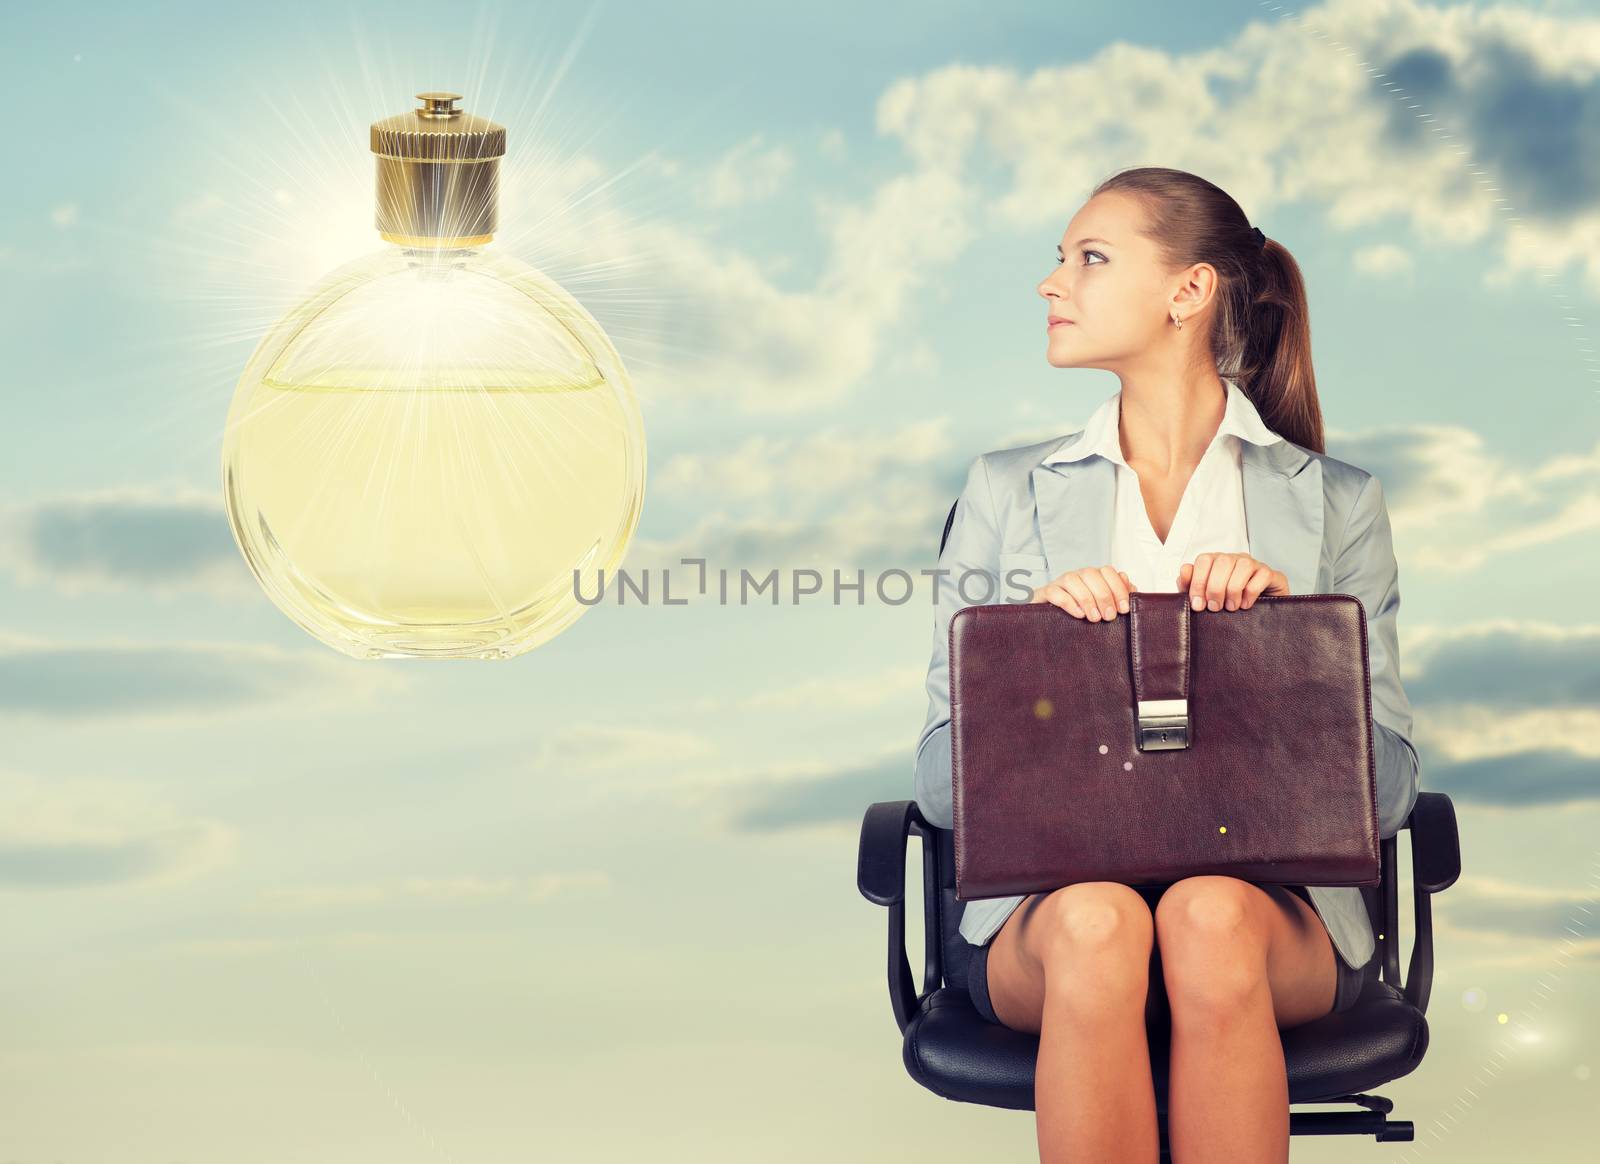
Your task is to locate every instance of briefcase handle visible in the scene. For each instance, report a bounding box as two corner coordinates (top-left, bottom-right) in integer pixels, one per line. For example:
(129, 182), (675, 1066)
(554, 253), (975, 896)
(1128, 592), (1192, 752)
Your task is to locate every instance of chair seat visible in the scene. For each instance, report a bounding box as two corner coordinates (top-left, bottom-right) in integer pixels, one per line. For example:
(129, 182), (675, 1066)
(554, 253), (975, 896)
(904, 975), (1429, 1112)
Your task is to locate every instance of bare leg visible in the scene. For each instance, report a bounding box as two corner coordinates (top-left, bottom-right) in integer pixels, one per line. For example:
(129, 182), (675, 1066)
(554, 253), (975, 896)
(1154, 877), (1340, 1164)
(983, 883), (1162, 1164)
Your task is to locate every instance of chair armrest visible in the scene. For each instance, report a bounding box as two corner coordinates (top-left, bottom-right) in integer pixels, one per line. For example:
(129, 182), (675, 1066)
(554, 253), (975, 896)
(1408, 791), (1461, 893)
(858, 800), (922, 905)
(1393, 791), (1461, 1014)
(858, 799), (941, 1033)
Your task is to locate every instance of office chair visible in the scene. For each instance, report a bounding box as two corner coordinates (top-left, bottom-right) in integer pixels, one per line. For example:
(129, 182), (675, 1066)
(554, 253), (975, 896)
(857, 498), (1462, 1160)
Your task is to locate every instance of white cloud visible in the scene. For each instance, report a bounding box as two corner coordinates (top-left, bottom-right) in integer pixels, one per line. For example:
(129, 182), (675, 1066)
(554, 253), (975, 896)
(614, 161), (973, 413)
(665, 664), (927, 716)
(1431, 914), (1600, 968)
(1353, 242), (1415, 276)
(0, 768), (234, 890)
(867, 0), (1600, 293)
(533, 723), (716, 776)
(654, 416), (954, 501)
(698, 133), (795, 208)
(625, 470), (952, 578)
(1432, 871), (1600, 962)
(1412, 702), (1600, 767)
(1378, 619), (1600, 809)
(253, 871), (612, 911)
(1320, 422), (1599, 571)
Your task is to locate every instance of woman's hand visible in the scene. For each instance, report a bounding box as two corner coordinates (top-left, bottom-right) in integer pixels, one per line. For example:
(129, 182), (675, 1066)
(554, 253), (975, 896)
(1178, 552), (1289, 612)
(1028, 565), (1137, 621)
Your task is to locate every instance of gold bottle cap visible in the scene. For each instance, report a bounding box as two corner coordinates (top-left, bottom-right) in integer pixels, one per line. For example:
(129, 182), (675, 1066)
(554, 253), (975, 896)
(370, 93), (507, 246)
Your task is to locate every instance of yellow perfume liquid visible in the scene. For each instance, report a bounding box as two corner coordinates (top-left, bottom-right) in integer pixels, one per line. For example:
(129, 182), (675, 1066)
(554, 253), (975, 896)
(222, 244), (645, 659)
(230, 375), (632, 651)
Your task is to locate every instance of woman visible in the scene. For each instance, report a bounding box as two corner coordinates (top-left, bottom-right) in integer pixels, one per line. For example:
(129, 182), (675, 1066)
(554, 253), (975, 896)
(910, 166), (1420, 1163)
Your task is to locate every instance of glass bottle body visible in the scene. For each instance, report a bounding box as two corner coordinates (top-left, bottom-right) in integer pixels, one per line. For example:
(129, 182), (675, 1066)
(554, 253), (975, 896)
(222, 243), (645, 659)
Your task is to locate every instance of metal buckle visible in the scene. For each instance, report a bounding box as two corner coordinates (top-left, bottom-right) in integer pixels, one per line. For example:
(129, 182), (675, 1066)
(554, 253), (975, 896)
(1137, 697), (1189, 750)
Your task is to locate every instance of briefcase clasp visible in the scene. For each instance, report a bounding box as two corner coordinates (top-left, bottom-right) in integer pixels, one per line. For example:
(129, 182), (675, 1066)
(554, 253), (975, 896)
(1137, 698), (1189, 750)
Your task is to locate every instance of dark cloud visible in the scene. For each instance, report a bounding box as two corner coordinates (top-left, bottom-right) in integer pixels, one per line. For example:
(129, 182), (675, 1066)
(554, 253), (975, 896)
(1435, 880), (1600, 948)
(1421, 747), (1600, 808)
(1379, 46), (1457, 151)
(1406, 627), (1600, 710)
(728, 754), (906, 832)
(0, 641), (394, 718)
(1378, 39), (1600, 222)
(1324, 430), (1438, 505)
(0, 826), (218, 888)
(1467, 38), (1600, 222)
(5, 492), (247, 592)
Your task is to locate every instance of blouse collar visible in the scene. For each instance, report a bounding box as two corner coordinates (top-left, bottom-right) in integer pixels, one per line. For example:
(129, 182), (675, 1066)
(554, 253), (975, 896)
(1044, 377), (1284, 468)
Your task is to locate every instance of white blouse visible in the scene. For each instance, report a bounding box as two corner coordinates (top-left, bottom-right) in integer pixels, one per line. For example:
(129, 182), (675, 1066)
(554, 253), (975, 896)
(1044, 378), (1286, 594)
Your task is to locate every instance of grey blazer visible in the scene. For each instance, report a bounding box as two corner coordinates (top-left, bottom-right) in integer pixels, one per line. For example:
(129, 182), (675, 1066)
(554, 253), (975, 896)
(912, 425), (1421, 970)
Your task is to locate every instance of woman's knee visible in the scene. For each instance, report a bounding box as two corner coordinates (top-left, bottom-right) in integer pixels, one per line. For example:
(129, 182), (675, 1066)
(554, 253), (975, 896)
(1154, 877), (1269, 1011)
(1032, 882), (1155, 993)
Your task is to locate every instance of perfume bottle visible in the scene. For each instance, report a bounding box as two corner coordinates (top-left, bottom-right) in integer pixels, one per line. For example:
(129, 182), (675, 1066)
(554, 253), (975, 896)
(222, 93), (645, 660)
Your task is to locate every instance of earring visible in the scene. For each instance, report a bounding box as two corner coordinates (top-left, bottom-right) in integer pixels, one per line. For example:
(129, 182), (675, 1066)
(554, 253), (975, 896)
(1171, 312), (1183, 330)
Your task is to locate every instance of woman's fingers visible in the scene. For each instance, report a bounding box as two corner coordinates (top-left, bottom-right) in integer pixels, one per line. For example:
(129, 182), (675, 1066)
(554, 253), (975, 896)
(1034, 557), (1288, 615)
(1037, 581), (1086, 617)
(1198, 552), (1233, 611)
(1029, 566), (1142, 620)
(1180, 554), (1289, 609)
(1221, 555), (1257, 610)
(1096, 564), (1133, 615)
(1187, 552), (1246, 611)
(1182, 556), (1208, 609)
(1033, 566), (1127, 620)
(1073, 569), (1120, 620)
(1056, 574), (1101, 619)
(1240, 564), (1272, 609)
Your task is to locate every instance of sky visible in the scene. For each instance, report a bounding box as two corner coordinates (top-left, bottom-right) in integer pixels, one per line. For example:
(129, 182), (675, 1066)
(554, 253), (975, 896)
(2, 0), (1599, 1159)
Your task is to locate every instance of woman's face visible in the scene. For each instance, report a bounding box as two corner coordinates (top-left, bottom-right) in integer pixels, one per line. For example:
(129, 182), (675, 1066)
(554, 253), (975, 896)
(1037, 191), (1193, 371)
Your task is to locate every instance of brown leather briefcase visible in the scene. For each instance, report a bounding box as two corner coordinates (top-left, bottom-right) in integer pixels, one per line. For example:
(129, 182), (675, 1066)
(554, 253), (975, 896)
(949, 591), (1380, 902)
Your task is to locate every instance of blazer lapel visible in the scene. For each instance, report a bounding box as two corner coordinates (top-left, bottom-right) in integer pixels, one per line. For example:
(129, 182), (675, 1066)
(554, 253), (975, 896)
(1032, 458), (1114, 585)
(1242, 439), (1324, 598)
(1028, 438), (1323, 597)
